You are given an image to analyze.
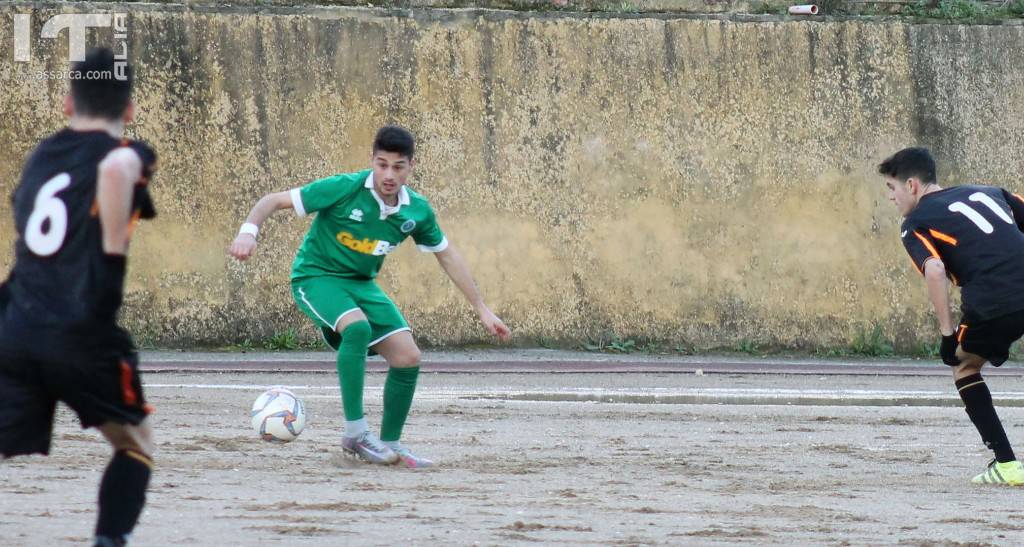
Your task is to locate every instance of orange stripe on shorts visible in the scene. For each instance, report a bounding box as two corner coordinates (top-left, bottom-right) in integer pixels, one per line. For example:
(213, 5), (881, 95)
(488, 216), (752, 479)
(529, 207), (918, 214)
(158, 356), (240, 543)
(120, 360), (138, 406)
(957, 324), (968, 344)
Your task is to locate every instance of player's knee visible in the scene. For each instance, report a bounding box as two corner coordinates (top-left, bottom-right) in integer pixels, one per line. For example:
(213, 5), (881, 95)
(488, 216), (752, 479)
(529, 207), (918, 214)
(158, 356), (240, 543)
(390, 347), (421, 368)
(104, 422), (154, 455)
(954, 357), (985, 380)
(341, 320), (372, 345)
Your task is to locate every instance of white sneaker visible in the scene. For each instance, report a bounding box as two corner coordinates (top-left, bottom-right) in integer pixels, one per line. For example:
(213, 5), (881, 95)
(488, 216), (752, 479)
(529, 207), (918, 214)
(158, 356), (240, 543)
(341, 431), (398, 464)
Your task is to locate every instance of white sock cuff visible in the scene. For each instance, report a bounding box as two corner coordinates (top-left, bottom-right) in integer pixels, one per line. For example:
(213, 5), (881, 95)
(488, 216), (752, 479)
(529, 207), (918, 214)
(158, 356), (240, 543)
(344, 417), (368, 438)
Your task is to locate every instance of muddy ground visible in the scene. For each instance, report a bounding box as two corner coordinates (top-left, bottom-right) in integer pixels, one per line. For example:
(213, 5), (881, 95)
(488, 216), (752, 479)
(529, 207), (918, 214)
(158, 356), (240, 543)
(3, 371), (1024, 546)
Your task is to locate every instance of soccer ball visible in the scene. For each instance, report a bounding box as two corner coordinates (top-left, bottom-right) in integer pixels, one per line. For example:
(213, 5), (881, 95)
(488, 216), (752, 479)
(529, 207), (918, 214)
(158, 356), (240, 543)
(250, 387), (306, 442)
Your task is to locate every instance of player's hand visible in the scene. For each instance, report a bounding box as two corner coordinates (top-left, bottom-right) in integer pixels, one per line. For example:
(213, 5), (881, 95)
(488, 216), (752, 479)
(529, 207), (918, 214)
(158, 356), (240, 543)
(229, 233), (258, 261)
(478, 307), (511, 342)
(940, 332), (960, 367)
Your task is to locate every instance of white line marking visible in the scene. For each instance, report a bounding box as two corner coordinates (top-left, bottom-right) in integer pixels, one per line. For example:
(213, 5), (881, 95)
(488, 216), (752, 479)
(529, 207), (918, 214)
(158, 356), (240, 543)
(144, 384), (1024, 397)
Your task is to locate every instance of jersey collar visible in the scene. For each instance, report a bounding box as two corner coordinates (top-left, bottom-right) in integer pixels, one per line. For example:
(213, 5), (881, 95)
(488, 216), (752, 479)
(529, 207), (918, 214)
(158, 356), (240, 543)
(365, 172), (410, 219)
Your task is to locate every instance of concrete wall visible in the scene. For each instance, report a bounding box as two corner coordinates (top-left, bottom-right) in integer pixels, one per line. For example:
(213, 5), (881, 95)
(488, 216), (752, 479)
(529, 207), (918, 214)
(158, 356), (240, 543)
(1, 4), (1023, 349)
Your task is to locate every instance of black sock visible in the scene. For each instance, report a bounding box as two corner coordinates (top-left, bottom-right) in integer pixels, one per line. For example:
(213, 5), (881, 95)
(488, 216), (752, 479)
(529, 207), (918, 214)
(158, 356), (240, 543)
(956, 374), (1016, 463)
(95, 449), (152, 544)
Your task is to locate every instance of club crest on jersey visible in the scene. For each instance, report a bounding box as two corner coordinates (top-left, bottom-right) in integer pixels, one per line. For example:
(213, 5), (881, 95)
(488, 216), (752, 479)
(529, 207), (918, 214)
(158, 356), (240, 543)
(349, 209), (364, 222)
(400, 219), (416, 234)
(337, 231), (395, 256)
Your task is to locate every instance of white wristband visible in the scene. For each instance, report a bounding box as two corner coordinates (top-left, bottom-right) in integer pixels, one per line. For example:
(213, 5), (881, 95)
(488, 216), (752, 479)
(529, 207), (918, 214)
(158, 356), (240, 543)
(239, 222), (259, 238)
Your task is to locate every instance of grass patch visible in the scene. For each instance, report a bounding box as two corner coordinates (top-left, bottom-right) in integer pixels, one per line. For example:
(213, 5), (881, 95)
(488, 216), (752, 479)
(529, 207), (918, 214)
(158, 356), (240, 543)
(265, 328), (299, 351)
(848, 325), (895, 356)
(733, 339), (762, 355)
(901, 0), (1018, 20)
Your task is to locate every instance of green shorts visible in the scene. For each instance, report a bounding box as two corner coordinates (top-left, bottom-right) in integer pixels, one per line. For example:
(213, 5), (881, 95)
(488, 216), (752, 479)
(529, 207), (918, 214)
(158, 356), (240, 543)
(291, 276), (410, 349)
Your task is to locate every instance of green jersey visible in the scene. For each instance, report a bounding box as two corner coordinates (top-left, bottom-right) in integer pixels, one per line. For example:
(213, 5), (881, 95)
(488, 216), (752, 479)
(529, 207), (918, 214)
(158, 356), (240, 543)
(289, 169), (447, 280)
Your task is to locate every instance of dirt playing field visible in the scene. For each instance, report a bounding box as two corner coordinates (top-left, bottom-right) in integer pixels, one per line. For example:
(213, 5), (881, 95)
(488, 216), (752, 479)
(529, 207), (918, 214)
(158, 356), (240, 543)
(4, 367), (1024, 546)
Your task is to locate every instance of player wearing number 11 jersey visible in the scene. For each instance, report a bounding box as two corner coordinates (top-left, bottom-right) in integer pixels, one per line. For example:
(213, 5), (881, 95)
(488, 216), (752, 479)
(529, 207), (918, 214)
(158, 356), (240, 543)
(0, 49), (157, 546)
(881, 147), (1024, 486)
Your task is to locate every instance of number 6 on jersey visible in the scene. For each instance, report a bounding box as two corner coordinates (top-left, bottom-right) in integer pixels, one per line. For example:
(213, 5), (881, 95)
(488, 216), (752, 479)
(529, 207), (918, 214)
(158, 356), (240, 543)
(24, 173), (71, 256)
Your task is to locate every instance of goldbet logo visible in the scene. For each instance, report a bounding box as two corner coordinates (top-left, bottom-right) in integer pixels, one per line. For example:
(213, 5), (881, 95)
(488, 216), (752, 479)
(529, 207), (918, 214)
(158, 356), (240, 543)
(337, 232), (394, 256)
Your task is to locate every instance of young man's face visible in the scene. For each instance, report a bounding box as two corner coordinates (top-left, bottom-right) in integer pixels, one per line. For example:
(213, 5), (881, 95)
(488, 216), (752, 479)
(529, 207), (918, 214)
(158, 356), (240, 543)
(371, 150), (413, 200)
(885, 176), (919, 217)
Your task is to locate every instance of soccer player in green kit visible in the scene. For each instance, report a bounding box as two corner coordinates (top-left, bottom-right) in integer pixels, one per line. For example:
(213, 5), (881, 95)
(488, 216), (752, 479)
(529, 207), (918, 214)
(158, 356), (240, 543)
(229, 126), (510, 468)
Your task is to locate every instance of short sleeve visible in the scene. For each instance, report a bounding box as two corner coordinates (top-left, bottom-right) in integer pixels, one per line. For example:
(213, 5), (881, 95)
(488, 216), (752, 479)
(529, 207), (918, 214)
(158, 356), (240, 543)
(901, 220), (941, 275)
(292, 174), (361, 217)
(124, 140), (157, 182)
(413, 207), (448, 253)
(1001, 189), (1024, 232)
(123, 140), (157, 219)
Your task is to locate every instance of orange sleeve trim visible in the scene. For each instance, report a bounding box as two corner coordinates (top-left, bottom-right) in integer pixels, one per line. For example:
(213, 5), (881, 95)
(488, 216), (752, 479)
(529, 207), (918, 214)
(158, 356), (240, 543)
(913, 231), (941, 270)
(1013, 193), (1024, 205)
(957, 324), (968, 343)
(909, 257), (923, 275)
(126, 209), (143, 239)
(928, 229), (958, 246)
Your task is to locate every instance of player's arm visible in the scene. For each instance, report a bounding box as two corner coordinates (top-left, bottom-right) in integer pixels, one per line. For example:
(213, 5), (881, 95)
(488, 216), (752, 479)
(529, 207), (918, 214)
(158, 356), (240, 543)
(923, 258), (961, 367)
(902, 225), (960, 365)
(97, 147), (144, 255)
(228, 191), (293, 261)
(923, 259), (956, 337)
(433, 244), (511, 341)
(230, 175), (356, 261)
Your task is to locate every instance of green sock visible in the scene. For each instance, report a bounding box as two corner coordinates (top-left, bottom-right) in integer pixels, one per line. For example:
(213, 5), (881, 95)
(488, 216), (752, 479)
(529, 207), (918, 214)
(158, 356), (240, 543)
(336, 321), (371, 422)
(380, 366), (420, 442)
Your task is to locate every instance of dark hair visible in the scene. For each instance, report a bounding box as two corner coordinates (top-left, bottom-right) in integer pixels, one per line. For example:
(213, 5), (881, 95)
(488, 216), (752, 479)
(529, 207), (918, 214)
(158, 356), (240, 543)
(877, 147), (937, 185)
(372, 125), (415, 159)
(70, 48), (132, 120)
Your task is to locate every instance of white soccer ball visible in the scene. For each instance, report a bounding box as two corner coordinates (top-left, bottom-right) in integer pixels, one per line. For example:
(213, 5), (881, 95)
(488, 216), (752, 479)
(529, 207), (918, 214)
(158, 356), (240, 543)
(250, 387), (306, 442)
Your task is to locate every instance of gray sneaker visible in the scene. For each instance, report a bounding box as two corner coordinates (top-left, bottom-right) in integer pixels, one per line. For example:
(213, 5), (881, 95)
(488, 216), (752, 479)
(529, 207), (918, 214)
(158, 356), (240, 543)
(342, 431), (398, 464)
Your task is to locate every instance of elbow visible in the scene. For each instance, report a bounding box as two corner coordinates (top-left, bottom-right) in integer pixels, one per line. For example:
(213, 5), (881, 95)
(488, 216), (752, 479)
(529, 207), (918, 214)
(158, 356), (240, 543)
(923, 259), (946, 280)
(270, 191), (294, 211)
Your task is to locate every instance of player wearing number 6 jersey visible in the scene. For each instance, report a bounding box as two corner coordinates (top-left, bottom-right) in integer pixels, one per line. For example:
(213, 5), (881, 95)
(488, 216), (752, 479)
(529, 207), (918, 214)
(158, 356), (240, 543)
(881, 147), (1024, 486)
(0, 49), (157, 546)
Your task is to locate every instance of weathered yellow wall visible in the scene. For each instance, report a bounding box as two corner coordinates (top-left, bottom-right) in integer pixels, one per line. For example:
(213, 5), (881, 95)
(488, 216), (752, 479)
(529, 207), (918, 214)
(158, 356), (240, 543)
(2, 4), (1023, 349)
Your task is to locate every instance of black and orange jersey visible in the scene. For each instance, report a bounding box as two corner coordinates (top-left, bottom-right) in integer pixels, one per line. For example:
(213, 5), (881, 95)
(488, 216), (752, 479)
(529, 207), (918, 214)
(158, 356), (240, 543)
(2, 129), (156, 333)
(901, 185), (1024, 321)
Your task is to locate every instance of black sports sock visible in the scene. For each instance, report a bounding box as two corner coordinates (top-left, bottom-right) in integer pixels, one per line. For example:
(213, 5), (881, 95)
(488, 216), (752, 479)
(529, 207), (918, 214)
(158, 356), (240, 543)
(956, 373), (1016, 463)
(95, 449), (152, 545)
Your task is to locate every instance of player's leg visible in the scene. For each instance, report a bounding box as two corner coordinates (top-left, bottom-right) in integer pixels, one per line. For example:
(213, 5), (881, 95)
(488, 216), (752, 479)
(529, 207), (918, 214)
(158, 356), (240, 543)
(373, 330), (422, 441)
(94, 420), (154, 547)
(373, 331), (431, 468)
(292, 278), (395, 463)
(356, 283), (430, 468)
(333, 309), (397, 463)
(48, 346), (156, 546)
(954, 320), (1024, 485)
(0, 362), (58, 458)
(372, 331), (432, 468)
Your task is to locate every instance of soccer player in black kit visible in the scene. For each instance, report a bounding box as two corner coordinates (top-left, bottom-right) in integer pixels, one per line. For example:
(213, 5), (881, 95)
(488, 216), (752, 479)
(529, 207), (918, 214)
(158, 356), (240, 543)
(0, 49), (158, 545)
(881, 147), (1024, 485)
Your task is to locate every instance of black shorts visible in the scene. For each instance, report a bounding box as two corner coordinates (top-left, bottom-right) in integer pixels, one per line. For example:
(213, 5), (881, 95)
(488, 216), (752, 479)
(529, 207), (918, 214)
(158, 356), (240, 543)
(0, 321), (150, 458)
(958, 309), (1024, 367)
